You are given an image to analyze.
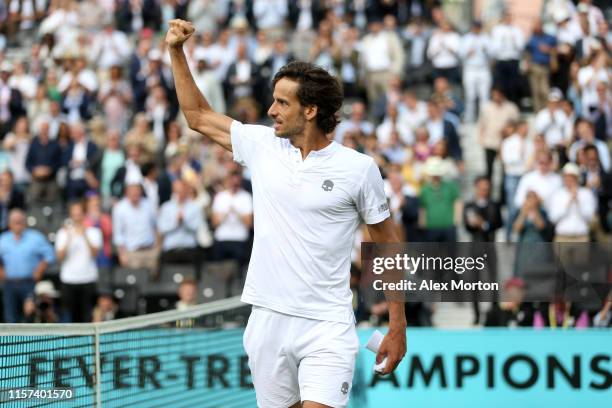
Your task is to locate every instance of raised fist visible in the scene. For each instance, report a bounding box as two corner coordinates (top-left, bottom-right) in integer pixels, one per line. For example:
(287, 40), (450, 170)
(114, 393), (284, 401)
(166, 19), (195, 48)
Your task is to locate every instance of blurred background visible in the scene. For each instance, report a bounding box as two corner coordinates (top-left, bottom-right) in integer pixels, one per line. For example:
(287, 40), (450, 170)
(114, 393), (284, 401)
(0, 0), (610, 331)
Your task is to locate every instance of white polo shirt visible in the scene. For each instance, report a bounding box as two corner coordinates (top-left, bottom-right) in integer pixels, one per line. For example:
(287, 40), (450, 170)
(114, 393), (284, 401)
(231, 121), (390, 323)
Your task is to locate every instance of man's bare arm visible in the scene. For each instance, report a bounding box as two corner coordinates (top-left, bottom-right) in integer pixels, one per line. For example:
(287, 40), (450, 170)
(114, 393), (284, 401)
(367, 217), (407, 375)
(166, 19), (233, 151)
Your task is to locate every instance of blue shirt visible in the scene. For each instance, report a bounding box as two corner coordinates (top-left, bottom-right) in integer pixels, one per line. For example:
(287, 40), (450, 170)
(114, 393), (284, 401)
(157, 199), (202, 251)
(526, 34), (557, 66)
(0, 229), (55, 279)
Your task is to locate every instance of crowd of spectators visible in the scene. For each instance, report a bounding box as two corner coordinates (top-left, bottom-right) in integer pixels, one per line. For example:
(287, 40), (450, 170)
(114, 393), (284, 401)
(0, 0), (609, 328)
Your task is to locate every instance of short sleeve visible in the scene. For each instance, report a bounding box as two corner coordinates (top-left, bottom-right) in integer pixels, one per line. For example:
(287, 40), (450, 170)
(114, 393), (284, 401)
(356, 160), (391, 224)
(230, 120), (275, 167)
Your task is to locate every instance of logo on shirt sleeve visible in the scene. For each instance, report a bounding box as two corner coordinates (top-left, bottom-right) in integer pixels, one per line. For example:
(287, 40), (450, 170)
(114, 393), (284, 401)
(378, 203), (389, 213)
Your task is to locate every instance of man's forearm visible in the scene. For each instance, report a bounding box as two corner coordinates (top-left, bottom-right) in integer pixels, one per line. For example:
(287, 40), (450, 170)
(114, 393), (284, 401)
(388, 301), (407, 329)
(168, 46), (211, 121)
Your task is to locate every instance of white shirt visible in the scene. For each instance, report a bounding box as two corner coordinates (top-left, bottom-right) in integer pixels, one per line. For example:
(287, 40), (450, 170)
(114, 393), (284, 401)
(398, 101), (428, 131)
(361, 32), (392, 71)
(376, 118), (413, 146)
(112, 198), (157, 251)
(534, 108), (573, 147)
(460, 32), (492, 68)
(55, 226), (102, 284)
(427, 30), (461, 69)
(501, 134), (534, 176)
(514, 170), (563, 210)
(549, 187), (596, 236)
(491, 23), (525, 60)
(231, 121), (390, 323)
(212, 189), (253, 242)
(577, 66), (610, 116)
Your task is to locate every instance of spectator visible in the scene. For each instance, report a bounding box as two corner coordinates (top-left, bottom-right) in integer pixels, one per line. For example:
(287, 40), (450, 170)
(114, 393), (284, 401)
(491, 11), (525, 106)
(88, 130), (125, 208)
(2, 116), (32, 189)
(55, 200), (102, 322)
(478, 87), (520, 181)
(377, 103), (412, 146)
(588, 81), (612, 142)
(111, 142), (144, 199)
(514, 151), (563, 211)
(23, 280), (61, 324)
(419, 157), (460, 242)
(460, 20), (492, 123)
(158, 178), (202, 269)
(549, 162), (596, 242)
(568, 118), (610, 172)
(193, 49), (226, 114)
(533, 88), (573, 161)
(176, 277), (198, 311)
(581, 144), (611, 234)
(360, 16), (404, 104)
(398, 90), (428, 134)
(25, 118), (62, 204)
(0, 170), (25, 232)
(89, 18), (132, 70)
(593, 291), (611, 328)
(63, 121), (98, 200)
(484, 278), (534, 327)
(463, 176), (502, 243)
(124, 112), (158, 162)
(425, 97), (462, 163)
(61, 79), (94, 124)
(224, 42), (257, 104)
(0, 60), (26, 139)
(500, 120), (533, 240)
(0, 209), (54, 322)
(577, 50), (610, 118)
(525, 21), (557, 112)
(98, 65), (133, 133)
(84, 192), (113, 269)
(212, 169), (253, 269)
(112, 182), (159, 275)
(334, 101), (374, 144)
(402, 17), (432, 92)
(92, 290), (122, 322)
(513, 190), (554, 276)
(426, 18), (460, 84)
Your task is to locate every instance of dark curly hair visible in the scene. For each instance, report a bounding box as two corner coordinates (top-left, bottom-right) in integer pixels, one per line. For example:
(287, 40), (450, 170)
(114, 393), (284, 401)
(272, 61), (343, 134)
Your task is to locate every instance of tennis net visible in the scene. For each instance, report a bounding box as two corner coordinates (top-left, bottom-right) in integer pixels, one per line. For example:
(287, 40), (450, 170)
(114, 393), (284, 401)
(0, 296), (254, 407)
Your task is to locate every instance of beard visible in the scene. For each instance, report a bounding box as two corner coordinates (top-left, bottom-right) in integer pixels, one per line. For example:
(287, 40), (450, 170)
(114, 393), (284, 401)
(273, 112), (306, 138)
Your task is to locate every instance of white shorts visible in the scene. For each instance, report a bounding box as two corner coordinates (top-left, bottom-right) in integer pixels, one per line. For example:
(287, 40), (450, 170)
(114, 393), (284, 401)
(243, 306), (359, 408)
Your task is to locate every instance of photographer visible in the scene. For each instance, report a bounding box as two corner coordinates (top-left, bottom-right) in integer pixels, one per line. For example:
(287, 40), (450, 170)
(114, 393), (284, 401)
(23, 280), (60, 324)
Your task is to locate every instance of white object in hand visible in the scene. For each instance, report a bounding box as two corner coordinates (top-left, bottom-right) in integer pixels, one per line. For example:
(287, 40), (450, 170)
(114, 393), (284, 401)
(366, 330), (388, 374)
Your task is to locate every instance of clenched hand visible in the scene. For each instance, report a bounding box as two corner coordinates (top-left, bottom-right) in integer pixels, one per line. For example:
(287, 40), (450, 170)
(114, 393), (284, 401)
(166, 19), (195, 48)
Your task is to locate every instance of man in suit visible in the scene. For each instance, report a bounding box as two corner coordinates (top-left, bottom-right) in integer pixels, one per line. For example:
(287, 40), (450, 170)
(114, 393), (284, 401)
(463, 176), (502, 324)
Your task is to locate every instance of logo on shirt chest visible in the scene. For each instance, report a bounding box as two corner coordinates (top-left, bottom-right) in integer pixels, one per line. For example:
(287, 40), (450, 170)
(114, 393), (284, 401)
(321, 179), (334, 192)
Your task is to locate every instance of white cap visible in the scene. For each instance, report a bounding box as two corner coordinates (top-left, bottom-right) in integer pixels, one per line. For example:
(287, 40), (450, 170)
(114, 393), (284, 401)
(548, 88), (563, 102)
(562, 162), (580, 177)
(0, 60), (13, 72)
(424, 157), (446, 177)
(35, 280), (60, 298)
(577, 2), (589, 13)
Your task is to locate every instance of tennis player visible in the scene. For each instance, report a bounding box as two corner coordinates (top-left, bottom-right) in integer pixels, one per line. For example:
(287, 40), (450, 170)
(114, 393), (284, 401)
(166, 20), (406, 408)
